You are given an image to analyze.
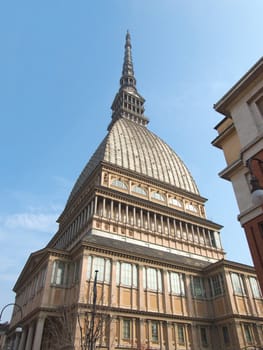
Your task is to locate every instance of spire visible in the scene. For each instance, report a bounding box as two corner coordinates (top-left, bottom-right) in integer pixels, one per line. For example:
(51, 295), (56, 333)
(108, 32), (149, 130)
(120, 31), (136, 90)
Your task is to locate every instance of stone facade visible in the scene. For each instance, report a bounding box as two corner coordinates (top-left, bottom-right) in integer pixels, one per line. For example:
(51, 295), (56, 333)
(213, 57), (263, 293)
(6, 34), (263, 350)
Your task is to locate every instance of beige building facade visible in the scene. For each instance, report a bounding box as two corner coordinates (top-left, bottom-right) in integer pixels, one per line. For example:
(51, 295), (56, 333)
(5, 35), (263, 350)
(213, 57), (263, 292)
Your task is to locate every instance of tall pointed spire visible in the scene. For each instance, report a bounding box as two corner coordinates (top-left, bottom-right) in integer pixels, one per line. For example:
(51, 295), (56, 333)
(120, 31), (136, 90)
(108, 32), (149, 130)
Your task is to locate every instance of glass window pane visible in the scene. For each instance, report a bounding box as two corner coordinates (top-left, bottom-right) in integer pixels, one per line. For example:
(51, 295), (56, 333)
(87, 256), (92, 280)
(152, 322), (158, 341)
(250, 276), (261, 298)
(116, 261), (120, 285)
(143, 267), (146, 289)
(123, 319), (131, 339)
(170, 272), (180, 294)
(200, 327), (208, 346)
(244, 324), (253, 344)
(222, 326), (230, 344)
(192, 276), (205, 297)
(178, 325), (185, 344)
(148, 268), (157, 290)
(121, 263), (132, 286)
(231, 273), (245, 295)
(105, 259), (111, 282)
(93, 257), (105, 281)
(157, 270), (162, 292)
(133, 264), (138, 287)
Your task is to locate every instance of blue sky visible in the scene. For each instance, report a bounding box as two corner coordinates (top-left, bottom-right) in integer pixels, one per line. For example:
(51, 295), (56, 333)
(0, 1), (262, 321)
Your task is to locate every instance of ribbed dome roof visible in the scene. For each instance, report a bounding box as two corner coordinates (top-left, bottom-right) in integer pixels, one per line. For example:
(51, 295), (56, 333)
(68, 118), (199, 203)
(67, 33), (199, 204)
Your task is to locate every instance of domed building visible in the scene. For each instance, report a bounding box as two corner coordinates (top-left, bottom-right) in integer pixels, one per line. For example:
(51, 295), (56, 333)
(7, 33), (263, 350)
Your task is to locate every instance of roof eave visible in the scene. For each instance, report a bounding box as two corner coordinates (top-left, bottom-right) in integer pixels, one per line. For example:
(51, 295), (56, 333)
(214, 56), (263, 116)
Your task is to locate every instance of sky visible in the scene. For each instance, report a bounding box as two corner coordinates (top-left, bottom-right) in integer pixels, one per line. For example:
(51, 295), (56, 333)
(0, 0), (262, 322)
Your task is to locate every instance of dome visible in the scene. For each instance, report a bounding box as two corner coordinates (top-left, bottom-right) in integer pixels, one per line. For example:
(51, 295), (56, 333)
(68, 118), (199, 203)
(67, 32), (199, 204)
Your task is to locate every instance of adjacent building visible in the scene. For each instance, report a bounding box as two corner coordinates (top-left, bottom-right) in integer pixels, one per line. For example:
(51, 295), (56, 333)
(6, 34), (263, 350)
(213, 58), (263, 292)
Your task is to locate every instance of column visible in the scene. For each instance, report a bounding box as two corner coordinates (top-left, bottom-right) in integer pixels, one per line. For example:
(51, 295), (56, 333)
(138, 266), (145, 310)
(167, 217), (171, 237)
(162, 270), (170, 314)
(179, 220), (183, 239)
(24, 324), (34, 350)
(185, 223), (190, 241)
(154, 213), (157, 232)
(110, 200), (114, 219)
(94, 196), (98, 215)
(138, 319), (145, 349)
(31, 316), (45, 350)
(126, 204), (129, 224)
(111, 260), (117, 307)
(87, 203), (90, 221)
(18, 328), (27, 350)
(102, 198), (106, 217)
(196, 225), (202, 245)
(173, 219), (177, 238)
(91, 200), (94, 216)
(161, 215), (164, 233)
(118, 203), (121, 221)
(109, 315), (116, 350)
(13, 329), (22, 350)
(166, 322), (173, 350)
(185, 275), (194, 316)
(159, 321), (164, 350)
(132, 318), (136, 348)
(147, 211), (150, 231)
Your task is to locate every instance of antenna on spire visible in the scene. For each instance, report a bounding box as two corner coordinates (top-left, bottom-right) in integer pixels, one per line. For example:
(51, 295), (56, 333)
(120, 30), (136, 90)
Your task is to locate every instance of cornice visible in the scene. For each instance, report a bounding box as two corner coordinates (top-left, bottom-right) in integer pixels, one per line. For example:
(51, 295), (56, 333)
(94, 185), (222, 230)
(101, 161), (207, 203)
(214, 57), (263, 116)
(81, 239), (207, 273)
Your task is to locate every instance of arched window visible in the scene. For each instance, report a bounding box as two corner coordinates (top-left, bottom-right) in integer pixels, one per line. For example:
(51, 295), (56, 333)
(169, 198), (183, 207)
(151, 192), (165, 202)
(132, 185), (147, 196)
(185, 203), (198, 212)
(111, 179), (128, 190)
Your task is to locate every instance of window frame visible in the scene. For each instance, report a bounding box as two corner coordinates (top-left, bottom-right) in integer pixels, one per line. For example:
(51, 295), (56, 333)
(244, 324), (253, 344)
(143, 267), (163, 292)
(87, 255), (111, 283)
(123, 319), (131, 340)
(249, 276), (261, 298)
(200, 327), (208, 347)
(222, 326), (230, 345)
(191, 276), (206, 298)
(231, 272), (246, 296)
(116, 261), (138, 288)
(168, 271), (185, 296)
(151, 321), (159, 342)
(51, 260), (68, 286)
(177, 324), (185, 344)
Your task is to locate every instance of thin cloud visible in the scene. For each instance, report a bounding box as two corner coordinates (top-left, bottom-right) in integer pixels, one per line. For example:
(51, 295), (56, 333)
(2, 213), (58, 232)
